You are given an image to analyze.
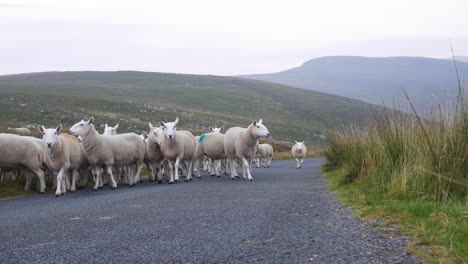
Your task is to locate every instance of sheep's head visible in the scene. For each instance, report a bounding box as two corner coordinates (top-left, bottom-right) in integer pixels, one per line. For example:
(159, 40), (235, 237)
(160, 117), (178, 141)
(251, 119), (270, 139)
(295, 141), (305, 149)
(103, 123), (119, 135)
(148, 122), (164, 144)
(69, 117), (94, 136)
(38, 124), (63, 149)
(210, 126), (224, 134)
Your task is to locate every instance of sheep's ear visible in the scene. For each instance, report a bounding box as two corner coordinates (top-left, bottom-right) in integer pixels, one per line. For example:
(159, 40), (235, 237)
(174, 117), (179, 126)
(38, 125), (45, 134)
(295, 140), (298, 144)
(220, 125), (224, 132)
(88, 117), (94, 124)
(105, 124), (108, 128)
(114, 123), (119, 130)
(160, 121), (166, 128)
(301, 141), (305, 144)
(252, 120), (257, 126)
(148, 122), (154, 129)
(209, 127), (213, 131)
(258, 119), (263, 124)
(56, 124), (63, 134)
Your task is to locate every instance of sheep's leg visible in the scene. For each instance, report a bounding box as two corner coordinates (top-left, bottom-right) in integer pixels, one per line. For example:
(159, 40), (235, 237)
(0, 169), (3, 185)
(157, 162), (163, 183)
(195, 158), (202, 178)
(174, 158), (180, 182)
(185, 161), (192, 182)
(146, 162), (154, 182)
(106, 165), (117, 189)
(241, 157), (253, 181)
(71, 169), (78, 192)
(300, 158), (304, 168)
(24, 172), (32, 191)
(52, 171), (57, 190)
(215, 160), (221, 177)
(94, 165), (102, 191)
(168, 161), (175, 183)
(55, 168), (66, 196)
(229, 158), (237, 179)
(134, 161), (143, 185)
(224, 159), (229, 175)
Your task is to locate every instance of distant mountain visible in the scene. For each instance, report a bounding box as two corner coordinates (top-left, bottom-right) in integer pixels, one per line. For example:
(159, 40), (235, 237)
(452, 56), (468, 63)
(240, 56), (468, 113)
(0, 71), (378, 142)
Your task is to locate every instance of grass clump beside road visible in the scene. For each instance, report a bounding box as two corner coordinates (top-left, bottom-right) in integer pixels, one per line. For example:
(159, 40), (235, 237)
(322, 86), (467, 262)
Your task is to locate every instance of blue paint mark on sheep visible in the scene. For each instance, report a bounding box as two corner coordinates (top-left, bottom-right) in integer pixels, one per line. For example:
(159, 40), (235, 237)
(198, 134), (206, 143)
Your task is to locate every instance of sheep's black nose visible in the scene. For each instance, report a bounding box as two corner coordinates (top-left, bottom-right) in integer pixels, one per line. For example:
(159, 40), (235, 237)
(169, 135), (173, 139)
(47, 143), (52, 148)
(266, 133), (270, 137)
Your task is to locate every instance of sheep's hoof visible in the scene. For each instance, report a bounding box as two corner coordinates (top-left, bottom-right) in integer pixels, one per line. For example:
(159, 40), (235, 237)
(129, 184), (134, 188)
(169, 181), (174, 184)
(40, 191), (45, 194)
(230, 178), (235, 180)
(217, 175), (221, 178)
(190, 178), (192, 181)
(112, 187), (116, 190)
(197, 176), (201, 179)
(210, 174), (215, 177)
(98, 186), (103, 189)
(248, 179), (253, 182)
(175, 180), (179, 183)
(158, 180), (162, 184)
(185, 179), (189, 182)
(55, 194), (59, 197)
(93, 188), (98, 191)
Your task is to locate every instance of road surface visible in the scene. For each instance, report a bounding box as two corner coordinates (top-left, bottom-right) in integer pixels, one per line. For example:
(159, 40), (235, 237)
(0, 159), (415, 263)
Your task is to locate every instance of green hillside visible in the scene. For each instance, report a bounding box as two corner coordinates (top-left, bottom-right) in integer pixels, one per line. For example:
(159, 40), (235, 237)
(0, 71), (376, 142)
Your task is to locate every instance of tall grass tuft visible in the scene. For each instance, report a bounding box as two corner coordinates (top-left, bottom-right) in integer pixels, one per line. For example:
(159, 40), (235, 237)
(324, 88), (467, 202)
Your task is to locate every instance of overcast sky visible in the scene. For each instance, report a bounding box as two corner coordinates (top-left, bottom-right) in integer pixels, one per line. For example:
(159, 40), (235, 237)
(1, 0), (468, 75)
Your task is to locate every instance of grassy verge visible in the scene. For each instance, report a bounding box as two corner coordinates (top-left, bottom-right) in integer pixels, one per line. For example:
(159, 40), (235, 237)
(322, 76), (467, 262)
(324, 169), (467, 263)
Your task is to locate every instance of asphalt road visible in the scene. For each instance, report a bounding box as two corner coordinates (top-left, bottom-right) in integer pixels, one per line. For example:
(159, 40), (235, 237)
(0, 159), (416, 264)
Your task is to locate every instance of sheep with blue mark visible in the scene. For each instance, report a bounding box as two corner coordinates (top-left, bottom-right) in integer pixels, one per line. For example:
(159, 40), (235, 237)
(194, 126), (226, 177)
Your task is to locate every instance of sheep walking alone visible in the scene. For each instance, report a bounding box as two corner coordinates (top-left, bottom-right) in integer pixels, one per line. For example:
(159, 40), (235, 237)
(69, 117), (145, 190)
(224, 119), (270, 181)
(38, 124), (84, 197)
(158, 117), (196, 183)
(291, 141), (307, 169)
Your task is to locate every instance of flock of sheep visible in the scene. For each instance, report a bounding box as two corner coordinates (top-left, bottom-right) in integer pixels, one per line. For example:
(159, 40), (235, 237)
(0, 118), (308, 197)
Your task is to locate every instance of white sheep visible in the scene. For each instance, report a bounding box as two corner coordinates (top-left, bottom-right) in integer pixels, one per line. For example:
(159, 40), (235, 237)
(195, 126), (226, 177)
(256, 143), (273, 168)
(224, 119), (270, 181)
(0, 133), (47, 193)
(38, 124), (84, 197)
(103, 123), (118, 135)
(291, 141), (307, 168)
(7, 127), (31, 136)
(69, 117), (146, 190)
(146, 122), (165, 182)
(158, 117), (196, 183)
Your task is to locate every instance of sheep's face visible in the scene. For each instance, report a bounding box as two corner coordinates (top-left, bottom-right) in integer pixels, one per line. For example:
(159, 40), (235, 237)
(149, 126), (164, 144)
(103, 124), (118, 135)
(295, 141), (305, 149)
(252, 119), (270, 139)
(210, 126), (223, 134)
(160, 117), (179, 141)
(69, 118), (93, 136)
(38, 124), (63, 149)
